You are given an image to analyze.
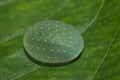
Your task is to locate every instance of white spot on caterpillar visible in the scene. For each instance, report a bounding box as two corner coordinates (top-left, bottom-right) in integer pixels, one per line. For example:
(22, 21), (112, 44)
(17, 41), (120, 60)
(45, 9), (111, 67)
(60, 42), (62, 45)
(55, 30), (58, 32)
(63, 33), (65, 35)
(36, 32), (39, 34)
(57, 37), (60, 39)
(41, 27), (43, 29)
(69, 28), (72, 30)
(48, 27), (50, 30)
(41, 56), (44, 58)
(42, 33), (45, 35)
(64, 50), (66, 53)
(67, 45), (69, 47)
(52, 40), (54, 44)
(37, 47), (39, 49)
(65, 39), (67, 42)
(57, 49), (60, 52)
(44, 39), (47, 42)
(50, 49), (53, 52)
(32, 38), (34, 40)
(49, 34), (52, 37)
(71, 42), (74, 44)
(70, 36), (72, 39)
(56, 25), (58, 27)
(43, 48), (46, 50)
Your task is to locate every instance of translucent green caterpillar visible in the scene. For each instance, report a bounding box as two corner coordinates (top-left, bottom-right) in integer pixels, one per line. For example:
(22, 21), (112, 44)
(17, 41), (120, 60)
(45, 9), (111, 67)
(23, 20), (84, 64)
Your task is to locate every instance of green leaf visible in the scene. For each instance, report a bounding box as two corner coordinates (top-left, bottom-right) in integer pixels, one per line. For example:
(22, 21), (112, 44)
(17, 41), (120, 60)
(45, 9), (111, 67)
(0, 0), (69, 43)
(0, 0), (120, 80)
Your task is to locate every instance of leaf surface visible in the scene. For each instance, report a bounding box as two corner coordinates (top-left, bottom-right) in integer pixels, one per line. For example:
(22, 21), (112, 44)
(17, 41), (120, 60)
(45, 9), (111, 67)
(0, 0), (120, 80)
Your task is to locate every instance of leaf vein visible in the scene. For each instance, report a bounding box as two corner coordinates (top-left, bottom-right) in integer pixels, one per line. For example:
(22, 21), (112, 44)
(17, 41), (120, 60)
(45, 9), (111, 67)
(82, 0), (105, 33)
(89, 25), (120, 80)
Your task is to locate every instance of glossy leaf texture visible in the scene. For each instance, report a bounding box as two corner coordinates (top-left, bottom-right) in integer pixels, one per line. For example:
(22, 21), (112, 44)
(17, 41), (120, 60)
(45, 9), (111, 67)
(0, 0), (120, 80)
